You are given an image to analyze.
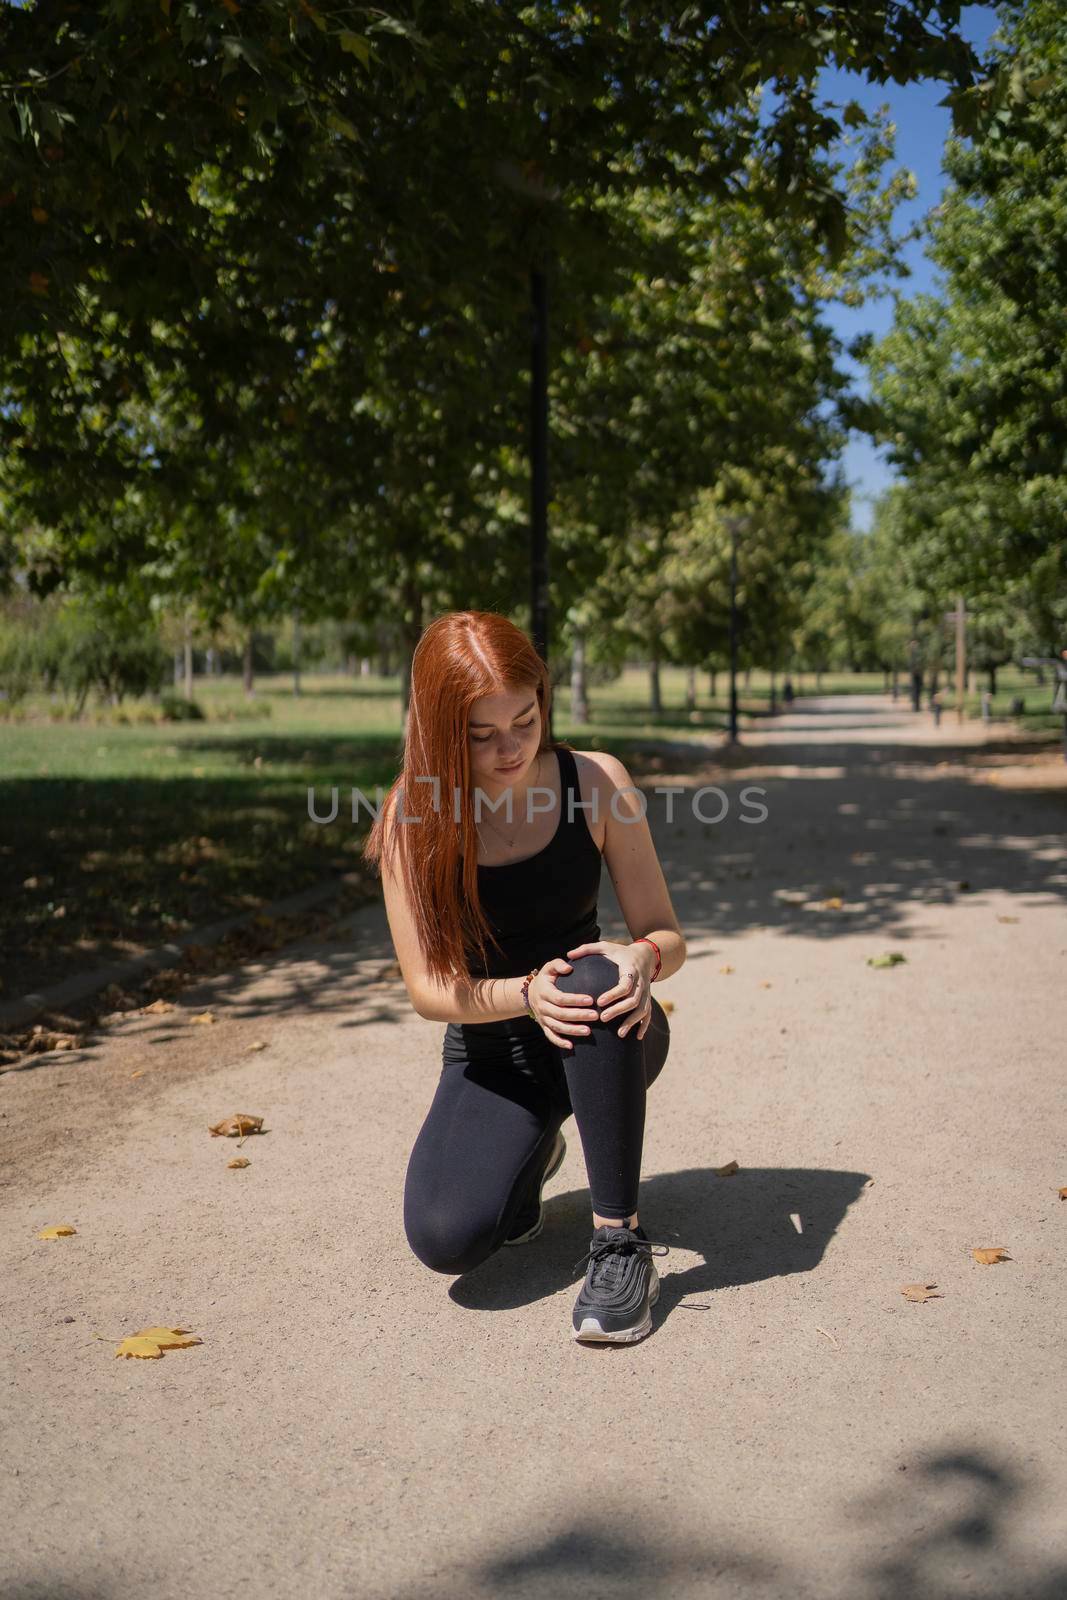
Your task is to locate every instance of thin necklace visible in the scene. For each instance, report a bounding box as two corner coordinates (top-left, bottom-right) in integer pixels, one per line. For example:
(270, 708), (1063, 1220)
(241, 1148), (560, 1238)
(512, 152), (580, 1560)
(477, 752), (542, 852)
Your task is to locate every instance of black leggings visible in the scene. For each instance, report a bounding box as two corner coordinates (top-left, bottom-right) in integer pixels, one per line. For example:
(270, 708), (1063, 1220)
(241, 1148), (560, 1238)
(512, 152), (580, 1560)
(403, 952), (671, 1275)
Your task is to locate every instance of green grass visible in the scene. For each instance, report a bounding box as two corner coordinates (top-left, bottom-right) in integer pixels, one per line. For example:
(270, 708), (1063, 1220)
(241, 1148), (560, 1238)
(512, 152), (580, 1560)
(1, 663), (1061, 1003)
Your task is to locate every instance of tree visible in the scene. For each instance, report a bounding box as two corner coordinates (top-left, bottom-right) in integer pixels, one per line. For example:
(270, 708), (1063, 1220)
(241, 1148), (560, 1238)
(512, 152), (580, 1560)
(867, 1), (1067, 659)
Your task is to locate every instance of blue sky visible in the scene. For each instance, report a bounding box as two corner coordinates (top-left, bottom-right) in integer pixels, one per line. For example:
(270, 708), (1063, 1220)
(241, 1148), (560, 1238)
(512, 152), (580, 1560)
(816, 3), (1004, 530)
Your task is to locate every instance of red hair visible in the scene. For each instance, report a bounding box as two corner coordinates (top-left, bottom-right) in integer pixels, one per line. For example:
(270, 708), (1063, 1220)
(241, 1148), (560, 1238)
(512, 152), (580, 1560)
(362, 610), (571, 987)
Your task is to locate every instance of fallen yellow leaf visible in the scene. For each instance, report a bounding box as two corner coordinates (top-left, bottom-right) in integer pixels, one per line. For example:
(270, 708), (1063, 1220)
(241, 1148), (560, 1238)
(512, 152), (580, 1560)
(901, 1282), (942, 1302)
(115, 1325), (202, 1360)
(228, 1156), (251, 1169)
(191, 1011), (216, 1024)
(971, 1246), (1011, 1265)
(715, 1160), (739, 1177)
(719, 964), (734, 975)
(996, 915), (1019, 925)
(142, 999), (175, 1014)
(822, 896), (843, 910)
(38, 1224), (77, 1239)
(247, 1040), (268, 1052)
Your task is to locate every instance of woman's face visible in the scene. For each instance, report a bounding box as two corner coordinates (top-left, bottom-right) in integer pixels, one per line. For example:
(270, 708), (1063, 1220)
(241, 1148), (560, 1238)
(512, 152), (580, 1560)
(467, 687), (542, 787)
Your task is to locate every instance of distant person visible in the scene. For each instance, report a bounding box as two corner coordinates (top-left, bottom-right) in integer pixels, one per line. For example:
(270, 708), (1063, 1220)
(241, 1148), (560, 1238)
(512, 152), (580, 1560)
(930, 688), (943, 727)
(364, 611), (685, 1345)
(783, 677), (795, 706)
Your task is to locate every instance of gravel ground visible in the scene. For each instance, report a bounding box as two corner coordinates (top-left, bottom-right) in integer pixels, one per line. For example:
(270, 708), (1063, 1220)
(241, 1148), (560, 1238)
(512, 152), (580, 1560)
(3, 695), (1066, 1600)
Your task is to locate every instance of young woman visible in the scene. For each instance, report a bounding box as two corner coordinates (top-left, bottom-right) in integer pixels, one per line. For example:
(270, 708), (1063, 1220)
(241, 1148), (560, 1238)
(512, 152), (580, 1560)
(364, 610), (686, 1344)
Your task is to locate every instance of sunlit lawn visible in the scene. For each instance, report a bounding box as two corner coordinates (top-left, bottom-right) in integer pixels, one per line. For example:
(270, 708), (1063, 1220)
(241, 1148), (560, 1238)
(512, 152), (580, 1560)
(1, 663), (1060, 1002)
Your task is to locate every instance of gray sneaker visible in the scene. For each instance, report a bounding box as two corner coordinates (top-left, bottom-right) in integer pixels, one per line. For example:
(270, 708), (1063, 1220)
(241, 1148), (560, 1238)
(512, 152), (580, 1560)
(571, 1223), (670, 1343)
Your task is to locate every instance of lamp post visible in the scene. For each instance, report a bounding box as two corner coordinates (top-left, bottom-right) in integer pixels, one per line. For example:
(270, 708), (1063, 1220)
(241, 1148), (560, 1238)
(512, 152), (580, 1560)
(530, 265), (548, 669)
(492, 157), (560, 677)
(723, 514), (749, 745)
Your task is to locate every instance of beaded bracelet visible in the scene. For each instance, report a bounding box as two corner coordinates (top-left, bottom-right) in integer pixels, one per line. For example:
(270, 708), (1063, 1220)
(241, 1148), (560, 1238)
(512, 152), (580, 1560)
(634, 936), (662, 981)
(521, 966), (540, 1016)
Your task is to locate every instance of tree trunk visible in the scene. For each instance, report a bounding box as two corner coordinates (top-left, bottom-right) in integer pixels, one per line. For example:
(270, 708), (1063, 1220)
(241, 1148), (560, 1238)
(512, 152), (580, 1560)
(292, 609), (301, 698)
(243, 631), (255, 697)
(988, 665), (997, 695)
(744, 667), (752, 689)
(358, 656), (370, 676)
(891, 667), (899, 700)
(570, 630), (590, 725)
(910, 668), (923, 712)
(183, 619), (194, 702)
(769, 663), (777, 716)
(649, 658), (662, 716)
(173, 649), (182, 688)
(684, 665), (697, 711)
(708, 670), (717, 698)
(398, 569), (425, 733)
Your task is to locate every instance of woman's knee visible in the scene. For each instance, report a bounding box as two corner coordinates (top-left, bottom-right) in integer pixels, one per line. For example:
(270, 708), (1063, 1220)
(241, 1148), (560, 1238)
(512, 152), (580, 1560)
(403, 1197), (498, 1276)
(555, 950), (620, 1001)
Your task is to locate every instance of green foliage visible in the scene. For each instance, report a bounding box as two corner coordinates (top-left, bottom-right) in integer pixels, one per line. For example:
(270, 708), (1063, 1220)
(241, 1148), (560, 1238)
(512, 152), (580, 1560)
(0, 0), (998, 636)
(0, 595), (169, 712)
(866, 2), (1067, 655)
(158, 691), (206, 722)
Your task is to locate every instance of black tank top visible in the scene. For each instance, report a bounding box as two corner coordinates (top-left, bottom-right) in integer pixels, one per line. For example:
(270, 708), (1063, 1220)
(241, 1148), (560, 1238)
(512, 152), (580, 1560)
(458, 745), (602, 981)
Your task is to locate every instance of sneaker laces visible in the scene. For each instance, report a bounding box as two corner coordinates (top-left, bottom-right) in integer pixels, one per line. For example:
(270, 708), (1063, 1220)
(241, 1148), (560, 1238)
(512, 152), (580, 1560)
(572, 1228), (670, 1288)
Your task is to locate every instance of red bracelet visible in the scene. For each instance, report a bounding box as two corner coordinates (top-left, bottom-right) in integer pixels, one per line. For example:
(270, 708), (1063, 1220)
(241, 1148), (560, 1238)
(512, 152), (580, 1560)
(635, 937), (662, 981)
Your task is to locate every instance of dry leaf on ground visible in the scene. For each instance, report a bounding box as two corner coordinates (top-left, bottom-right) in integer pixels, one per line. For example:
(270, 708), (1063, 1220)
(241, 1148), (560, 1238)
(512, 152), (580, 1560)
(209, 1113), (264, 1139)
(901, 1283), (942, 1302)
(715, 1160), (739, 1177)
(867, 952), (907, 968)
(191, 1011), (216, 1024)
(141, 999), (175, 1014)
(26, 1027), (79, 1053)
(114, 1325), (202, 1360)
(38, 1223), (77, 1238)
(228, 1156), (251, 1169)
(971, 1246), (1011, 1264)
(247, 1040), (268, 1052)
(719, 964), (735, 975)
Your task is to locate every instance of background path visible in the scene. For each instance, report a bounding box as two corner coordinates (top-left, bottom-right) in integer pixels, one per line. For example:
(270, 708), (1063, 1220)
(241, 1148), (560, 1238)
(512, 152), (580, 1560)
(4, 696), (1065, 1600)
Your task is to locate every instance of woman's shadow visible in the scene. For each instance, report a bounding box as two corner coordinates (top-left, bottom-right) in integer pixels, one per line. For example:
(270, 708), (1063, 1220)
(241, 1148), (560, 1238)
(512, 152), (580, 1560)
(448, 1164), (871, 1318)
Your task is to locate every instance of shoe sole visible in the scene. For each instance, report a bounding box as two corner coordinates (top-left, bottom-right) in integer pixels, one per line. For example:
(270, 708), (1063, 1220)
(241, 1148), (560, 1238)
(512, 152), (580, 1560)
(501, 1131), (567, 1247)
(572, 1267), (660, 1344)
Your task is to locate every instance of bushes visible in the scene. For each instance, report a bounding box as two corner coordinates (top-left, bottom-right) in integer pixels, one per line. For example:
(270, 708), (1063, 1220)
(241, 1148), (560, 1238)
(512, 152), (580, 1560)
(158, 691), (205, 721)
(0, 597), (169, 715)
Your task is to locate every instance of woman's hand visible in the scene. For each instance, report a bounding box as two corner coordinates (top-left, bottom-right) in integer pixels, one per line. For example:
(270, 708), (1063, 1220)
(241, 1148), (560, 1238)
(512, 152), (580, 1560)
(527, 957), (601, 1051)
(566, 939), (655, 1040)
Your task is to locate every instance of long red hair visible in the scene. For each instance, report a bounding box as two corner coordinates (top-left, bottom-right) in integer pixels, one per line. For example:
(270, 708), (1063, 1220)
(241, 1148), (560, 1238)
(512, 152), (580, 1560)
(362, 610), (571, 987)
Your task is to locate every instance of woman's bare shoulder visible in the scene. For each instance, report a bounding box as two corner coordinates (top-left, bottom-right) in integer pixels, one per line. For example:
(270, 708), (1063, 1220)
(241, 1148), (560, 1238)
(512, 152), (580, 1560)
(569, 748), (632, 789)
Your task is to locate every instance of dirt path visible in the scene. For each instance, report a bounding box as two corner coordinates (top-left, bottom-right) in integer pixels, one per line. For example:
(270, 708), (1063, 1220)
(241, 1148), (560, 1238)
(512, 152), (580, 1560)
(4, 696), (1066, 1600)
